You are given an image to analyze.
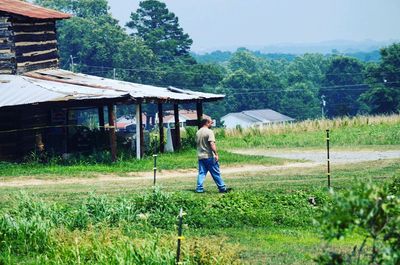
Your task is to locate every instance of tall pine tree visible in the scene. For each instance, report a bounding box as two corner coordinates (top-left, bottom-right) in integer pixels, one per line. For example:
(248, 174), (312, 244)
(126, 0), (193, 63)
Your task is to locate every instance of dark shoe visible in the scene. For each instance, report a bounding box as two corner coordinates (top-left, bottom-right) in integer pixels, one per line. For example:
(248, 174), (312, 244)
(219, 188), (232, 193)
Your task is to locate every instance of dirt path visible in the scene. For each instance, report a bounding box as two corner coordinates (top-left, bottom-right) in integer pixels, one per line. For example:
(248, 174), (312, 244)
(1, 148), (398, 188)
(231, 149), (400, 164)
(0, 162), (317, 188)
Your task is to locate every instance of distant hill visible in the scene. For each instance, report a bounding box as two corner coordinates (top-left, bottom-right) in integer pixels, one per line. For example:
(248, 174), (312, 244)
(192, 49), (381, 64)
(191, 39), (400, 64)
(191, 51), (297, 64)
(192, 39), (398, 54)
(344, 50), (381, 62)
(255, 39), (396, 54)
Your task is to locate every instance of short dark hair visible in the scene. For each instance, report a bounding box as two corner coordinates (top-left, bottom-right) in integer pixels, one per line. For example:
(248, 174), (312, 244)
(200, 117), (211, 127)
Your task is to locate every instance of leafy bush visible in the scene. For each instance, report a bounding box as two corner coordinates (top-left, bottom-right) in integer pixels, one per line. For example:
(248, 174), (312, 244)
(316, 175), (400, 264)
(181, 126), (197, 149)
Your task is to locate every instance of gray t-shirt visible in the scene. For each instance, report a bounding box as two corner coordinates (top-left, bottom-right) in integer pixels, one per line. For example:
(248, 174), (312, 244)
(196, 127), (216, 160)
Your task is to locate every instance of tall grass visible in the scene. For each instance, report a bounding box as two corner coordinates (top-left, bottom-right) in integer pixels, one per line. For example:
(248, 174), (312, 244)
(219, 114), (400, 148)
(0, 189), (327, 264)
(224, 114), (400, 136)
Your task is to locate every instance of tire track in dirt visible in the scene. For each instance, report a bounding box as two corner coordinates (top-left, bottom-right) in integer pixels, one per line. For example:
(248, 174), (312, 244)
(2, 148), (398, 188)
(231, 149), (400, 164)
(0, 162), (317, 188)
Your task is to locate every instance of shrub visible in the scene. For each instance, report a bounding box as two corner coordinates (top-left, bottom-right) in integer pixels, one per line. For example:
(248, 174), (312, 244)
(181, 126), (197, 149)
(316, 175), (400, 264)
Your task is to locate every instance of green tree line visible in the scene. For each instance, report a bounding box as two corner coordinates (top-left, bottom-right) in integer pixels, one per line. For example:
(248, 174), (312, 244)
(35, 0), (400, 121)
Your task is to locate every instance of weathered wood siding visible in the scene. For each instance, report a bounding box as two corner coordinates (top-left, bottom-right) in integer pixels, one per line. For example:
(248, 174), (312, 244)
(0, 15), (16, 74)
(0, 13), (60, 75)
(11, 17), (59, 74)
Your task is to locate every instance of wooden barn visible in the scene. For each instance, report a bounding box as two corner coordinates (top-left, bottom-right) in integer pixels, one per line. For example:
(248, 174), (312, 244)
(0, 0), (224, 161)
(0, 0), (70, 74)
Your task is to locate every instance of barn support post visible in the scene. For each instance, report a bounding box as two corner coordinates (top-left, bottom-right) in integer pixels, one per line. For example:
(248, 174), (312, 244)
(65, 108), (69, 153)
(17, 110), (23, 159)
(173, 103), (181, 150)
(139, 104), (144, 158)
(196, 101), (203, 129)
(98, 106), (105, 133)
(158, 103), (164, 153)
(107, 104), (117, 162)
(136, 104), (143, 159)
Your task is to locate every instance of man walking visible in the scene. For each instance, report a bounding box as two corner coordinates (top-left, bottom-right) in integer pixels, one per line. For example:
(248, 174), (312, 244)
(195, 117), (230, 193)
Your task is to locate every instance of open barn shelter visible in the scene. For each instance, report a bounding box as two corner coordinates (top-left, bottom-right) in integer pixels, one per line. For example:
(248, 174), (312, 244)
(0, 0), (224, 161)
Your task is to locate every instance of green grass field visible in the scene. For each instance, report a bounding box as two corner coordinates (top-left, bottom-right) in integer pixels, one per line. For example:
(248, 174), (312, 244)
(0, 149), (287, 178)
(0, 115), (399, 264)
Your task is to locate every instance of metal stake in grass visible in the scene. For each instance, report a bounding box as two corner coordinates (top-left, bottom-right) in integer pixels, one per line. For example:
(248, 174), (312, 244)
(176, 208), (184, 265)
(153, 154), (157, 186)
(326, 129), (331, 189)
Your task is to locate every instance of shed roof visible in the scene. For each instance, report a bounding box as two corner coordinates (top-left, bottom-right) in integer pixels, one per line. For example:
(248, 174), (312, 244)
(24, 69), (224, 103)
(222, 109), (295, 123)
(243, 109), (295, 123)
(0, 0), (71, 20)
(0, 69), (224, 109)
(0, 74), (128, 108)
(223, 112), (260, 123)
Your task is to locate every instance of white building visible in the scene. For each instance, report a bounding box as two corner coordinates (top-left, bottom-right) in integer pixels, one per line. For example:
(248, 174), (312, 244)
(221, 109), (295, 129)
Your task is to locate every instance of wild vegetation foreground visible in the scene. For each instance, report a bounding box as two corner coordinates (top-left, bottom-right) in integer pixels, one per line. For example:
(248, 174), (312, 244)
(0, 115), (399, 264)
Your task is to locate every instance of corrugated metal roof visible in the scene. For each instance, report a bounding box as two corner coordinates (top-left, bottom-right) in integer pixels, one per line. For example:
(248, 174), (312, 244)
(0, 75), (128, 108)
(223, 112), (260, 123)
(0, 0), (71, 20)
(167, 86), (225, 102)
(163, 110), (211, 123)
(243, 109), (295, 122)
(24, 69), (225, 102)
(222, 109), (295, 123)
(0, 69), (224, 109)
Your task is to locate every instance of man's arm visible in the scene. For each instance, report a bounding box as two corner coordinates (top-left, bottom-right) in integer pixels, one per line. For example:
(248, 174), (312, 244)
(210, 141), (219, 162)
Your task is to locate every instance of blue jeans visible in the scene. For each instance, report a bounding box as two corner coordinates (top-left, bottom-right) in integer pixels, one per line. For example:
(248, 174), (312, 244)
(196, 157), (226, 192)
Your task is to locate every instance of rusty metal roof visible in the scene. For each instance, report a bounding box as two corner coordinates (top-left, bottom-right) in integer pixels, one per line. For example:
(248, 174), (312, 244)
(162, 110), (211, 123)
(24, 69), (225, 103)
(0, 0), (71, 20)
(0, 69), (224, 109)
(0, 74), (128, 108)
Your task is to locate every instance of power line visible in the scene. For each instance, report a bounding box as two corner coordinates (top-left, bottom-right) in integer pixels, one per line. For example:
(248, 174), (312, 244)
(225, 83), (399, 94)
(74, 63), (400, 78)
(75, 66), (400, 92)
(227, 89), (369, 96)
(192, 82), (398, 94)
(69, 63), (400, 99)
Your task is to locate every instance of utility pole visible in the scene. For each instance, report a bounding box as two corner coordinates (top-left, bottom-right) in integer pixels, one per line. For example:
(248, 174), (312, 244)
(70, 55), (75, 72)
(113, 68), (116, 79)
(321, 95), (326, 118)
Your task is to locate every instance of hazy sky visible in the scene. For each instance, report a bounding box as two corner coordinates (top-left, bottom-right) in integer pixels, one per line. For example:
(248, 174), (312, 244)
(108, 0), (400, 52)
